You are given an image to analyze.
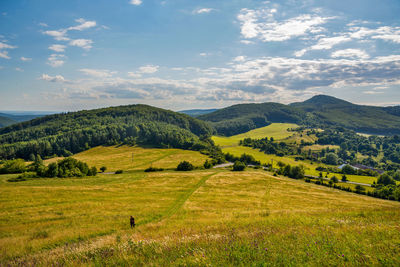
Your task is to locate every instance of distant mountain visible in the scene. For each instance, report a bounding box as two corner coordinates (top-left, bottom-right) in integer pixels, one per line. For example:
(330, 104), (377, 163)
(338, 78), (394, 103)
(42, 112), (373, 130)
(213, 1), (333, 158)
(199, 95), (400, 136)
(0, 112), (48, 128)
(179, 109), (218, 117)
(0, 104), (214, 160)
(0, 115), (17, 128)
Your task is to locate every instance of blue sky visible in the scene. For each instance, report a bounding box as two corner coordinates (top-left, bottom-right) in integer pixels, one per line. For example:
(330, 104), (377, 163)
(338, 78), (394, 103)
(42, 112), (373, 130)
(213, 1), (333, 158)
(0, 0), (400, 111)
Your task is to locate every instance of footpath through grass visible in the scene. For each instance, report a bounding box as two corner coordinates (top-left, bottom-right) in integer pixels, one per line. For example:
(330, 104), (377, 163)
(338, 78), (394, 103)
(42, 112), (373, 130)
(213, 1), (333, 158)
(1, 169), (399, 266)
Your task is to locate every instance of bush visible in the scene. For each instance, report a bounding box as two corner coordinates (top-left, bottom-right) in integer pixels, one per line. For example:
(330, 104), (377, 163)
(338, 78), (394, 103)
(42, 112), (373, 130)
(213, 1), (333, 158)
(115, 170), (123, 174)
(144, 167), (164, 172)
(232, 161), (246, 171)
(100, 166), (107, 173)
(0, 159), (26, 174)
(177, 161), (194, 171)
(203, 160), (212, 169)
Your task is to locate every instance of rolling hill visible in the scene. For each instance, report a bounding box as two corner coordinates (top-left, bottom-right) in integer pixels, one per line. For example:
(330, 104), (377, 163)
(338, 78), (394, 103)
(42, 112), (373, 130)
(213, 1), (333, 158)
(0, 115), (16, 128)
(0, 104), (214, 160)
(199, 95), (400, 136)
(179, 108), (218, 117)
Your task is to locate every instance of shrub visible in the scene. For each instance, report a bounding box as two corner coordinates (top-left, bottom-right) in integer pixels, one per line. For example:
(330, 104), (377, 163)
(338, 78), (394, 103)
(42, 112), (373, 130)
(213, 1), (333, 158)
(0, 159), (26, 174)
(177, 161), (194, 171)
(144, 167), (164, 172)
(115, 170), (123, 174)
(100, 166), (107, 173)
(203, 160), (212, 169)
(232, 161), (246, 171)
(330, 176), (339, 183)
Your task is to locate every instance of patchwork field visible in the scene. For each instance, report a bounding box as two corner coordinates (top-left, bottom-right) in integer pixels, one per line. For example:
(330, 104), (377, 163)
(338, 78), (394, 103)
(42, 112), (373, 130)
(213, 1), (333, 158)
(213, 123), (379, 185)
(44, 145), (209, 171)
(1, 169), (399, 266)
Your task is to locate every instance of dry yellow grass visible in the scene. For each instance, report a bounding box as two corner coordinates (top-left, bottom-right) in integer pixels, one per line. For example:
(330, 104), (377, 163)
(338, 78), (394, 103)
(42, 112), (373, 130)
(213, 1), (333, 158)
(44, 145), (209, 171)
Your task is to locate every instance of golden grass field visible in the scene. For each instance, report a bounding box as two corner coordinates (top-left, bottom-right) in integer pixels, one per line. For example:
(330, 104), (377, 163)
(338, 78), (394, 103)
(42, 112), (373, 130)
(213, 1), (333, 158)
(44, 145), (209, 171)
(212, 123), (298, 147)
(1, 168), (400, 266)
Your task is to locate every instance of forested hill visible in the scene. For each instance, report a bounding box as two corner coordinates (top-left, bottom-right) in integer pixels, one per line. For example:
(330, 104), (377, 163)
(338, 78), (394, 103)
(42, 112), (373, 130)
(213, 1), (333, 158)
(290, 95), (400, 135)
(198, 95), (400, 136)
(0, 104), (214, 160)
(197, 103), (305, 136)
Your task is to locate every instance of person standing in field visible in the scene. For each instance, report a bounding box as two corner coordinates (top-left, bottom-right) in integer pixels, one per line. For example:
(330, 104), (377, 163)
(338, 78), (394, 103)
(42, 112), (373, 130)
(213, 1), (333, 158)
(130, 216), (135, 228)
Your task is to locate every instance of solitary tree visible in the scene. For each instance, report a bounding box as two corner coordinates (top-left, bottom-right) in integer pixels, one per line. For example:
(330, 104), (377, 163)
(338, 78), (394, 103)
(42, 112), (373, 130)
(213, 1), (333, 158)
(100, 166), (107, 173)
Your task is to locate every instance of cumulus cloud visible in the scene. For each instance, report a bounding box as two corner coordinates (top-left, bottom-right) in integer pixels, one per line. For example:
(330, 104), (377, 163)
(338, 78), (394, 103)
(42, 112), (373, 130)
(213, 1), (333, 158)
(40, 74), (66, 82)
(49, 44), (66, 52)
(0, 42), (17, 59)
(69, 39), (93, 50)
(79, 68), (115, 78)
(237, 8), (332, 42)
(138, 65), (159, 74)
(43, 29), (69, 41)
(129, 0), (142, 6)
(47, 54), (65, 67)
(20, 56), (32, 61)
(331, 49), (369, 59)
(68, 18), (96, 31)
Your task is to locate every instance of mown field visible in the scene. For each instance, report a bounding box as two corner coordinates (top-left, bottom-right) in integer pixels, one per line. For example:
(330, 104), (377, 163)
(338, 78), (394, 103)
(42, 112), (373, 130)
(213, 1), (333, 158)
(1, 168), (400, 266)
(43, 145), (209, 171)
(213, 123), (378, 185)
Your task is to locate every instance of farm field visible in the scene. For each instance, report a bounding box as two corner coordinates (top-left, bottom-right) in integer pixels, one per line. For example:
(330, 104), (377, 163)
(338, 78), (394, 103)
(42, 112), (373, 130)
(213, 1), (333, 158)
(44, 145), (209, 171)
(213, 124), (378, 185)
(212, 123), (298, 147)
(1, 169), (399, 266)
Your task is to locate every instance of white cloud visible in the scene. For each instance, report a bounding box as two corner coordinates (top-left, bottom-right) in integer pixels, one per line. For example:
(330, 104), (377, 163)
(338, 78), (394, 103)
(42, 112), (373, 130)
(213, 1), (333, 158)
(0, 42), (17, 59)
(233, 56), (246, 62)
(68, 18), (97, 31)
(331, 49), (369, 59)
(194, 8), (215, 14)
(138, 65), (159, 74)
(237, 8), (333, 42)
(40, 74), (66, 82)
(69, 39), (93, 50)
(363, 90), (384, 95)
(39, 22), (48, 27)
(20, 56), (32, 61)
(15, 67), (23, 72)
(311, 36), (351, 50)
(129, 0), (142, 6)
(79, 68), (115, 78)
(43, 30), (69, 41)
(48, 44), (66, 52)
(47, 54), (65, 67)
(127, 72), (142, 78)
(199, 52), (211, 57)
(349, 25), (400, 43)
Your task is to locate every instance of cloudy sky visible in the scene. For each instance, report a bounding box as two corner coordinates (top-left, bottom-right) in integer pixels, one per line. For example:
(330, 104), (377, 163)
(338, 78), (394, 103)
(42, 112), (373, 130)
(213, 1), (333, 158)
(1, 0), (400, 112)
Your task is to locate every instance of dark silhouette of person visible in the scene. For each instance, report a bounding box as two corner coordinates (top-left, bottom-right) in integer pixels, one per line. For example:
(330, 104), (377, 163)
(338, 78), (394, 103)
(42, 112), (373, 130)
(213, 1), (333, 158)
(130, 216), (135, 228)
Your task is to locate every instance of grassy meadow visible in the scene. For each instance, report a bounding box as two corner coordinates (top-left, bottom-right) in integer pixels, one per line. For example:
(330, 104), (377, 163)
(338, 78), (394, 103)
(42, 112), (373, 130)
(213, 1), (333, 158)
(213, 123), (378, 186)
(43, 145), (209, 171)
(1, 168), (400, 266)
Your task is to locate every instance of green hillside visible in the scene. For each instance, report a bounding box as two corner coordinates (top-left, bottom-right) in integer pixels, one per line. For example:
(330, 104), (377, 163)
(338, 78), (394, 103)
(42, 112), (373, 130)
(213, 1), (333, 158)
(198, 103), (304, 136)
(0, 104), (214, 160)
(291, 95), (400, 134)
(199, 95), (400, 136)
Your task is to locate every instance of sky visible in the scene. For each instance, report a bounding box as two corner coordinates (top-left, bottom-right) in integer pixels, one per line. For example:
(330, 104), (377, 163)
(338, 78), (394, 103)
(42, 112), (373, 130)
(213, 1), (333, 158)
(0, 0), (400, 112)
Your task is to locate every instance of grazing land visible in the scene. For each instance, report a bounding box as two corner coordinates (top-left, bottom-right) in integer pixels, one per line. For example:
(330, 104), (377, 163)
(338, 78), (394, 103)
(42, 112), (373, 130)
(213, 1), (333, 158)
(44, 145), (209, 171)
(1, 169), (399, 266)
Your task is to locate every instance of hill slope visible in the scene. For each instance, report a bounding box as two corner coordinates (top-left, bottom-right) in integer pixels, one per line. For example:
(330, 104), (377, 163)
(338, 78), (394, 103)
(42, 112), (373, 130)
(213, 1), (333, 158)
(200, 95), (400, 136)
(179, 108), (218, 117)
(198, 103), (305, 136)
(0, 104), (214, 160)
(291, 95), (400, 134)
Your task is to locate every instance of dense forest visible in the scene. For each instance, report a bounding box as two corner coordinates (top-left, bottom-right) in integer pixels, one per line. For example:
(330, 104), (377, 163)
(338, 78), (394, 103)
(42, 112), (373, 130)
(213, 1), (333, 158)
(0, 105), (216, 160)
(199, 95), (400, 136)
